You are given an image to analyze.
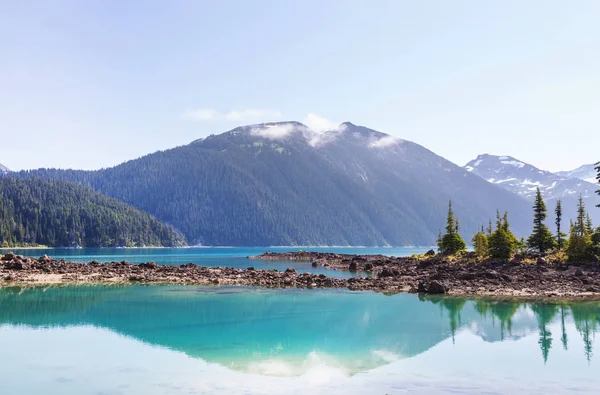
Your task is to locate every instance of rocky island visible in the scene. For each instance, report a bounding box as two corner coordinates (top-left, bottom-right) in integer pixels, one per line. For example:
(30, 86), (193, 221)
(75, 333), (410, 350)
(2, 251), (600, 300)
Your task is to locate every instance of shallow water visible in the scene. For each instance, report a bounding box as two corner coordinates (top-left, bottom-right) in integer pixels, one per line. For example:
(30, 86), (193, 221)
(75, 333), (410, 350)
(5, 246), (431, 278)
(0, 285), (598, 394)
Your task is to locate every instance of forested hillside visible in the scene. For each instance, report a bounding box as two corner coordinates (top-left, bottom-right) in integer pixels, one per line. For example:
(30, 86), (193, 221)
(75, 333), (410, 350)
(0, 177), (186, 247)
(13, 122), (534, 246)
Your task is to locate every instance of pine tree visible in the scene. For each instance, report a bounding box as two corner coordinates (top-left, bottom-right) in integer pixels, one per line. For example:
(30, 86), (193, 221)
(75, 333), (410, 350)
(585, 214), (594, 234)
(488, 211), (519, 260)
(527, 188), (555, 253)
(438, 200), (466, 255)
(555, 200), (567, 251)
(566, 196), (593, 262)
(472, 231), (489, 258)
(487, 219), (493, 237)
(596, 161), (599, 207)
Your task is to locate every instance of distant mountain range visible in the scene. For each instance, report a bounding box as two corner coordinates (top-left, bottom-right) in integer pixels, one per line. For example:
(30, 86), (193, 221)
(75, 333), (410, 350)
(556, 164), (598, 184)
(464, 154), (599, 224)
(0, 163), (9, 173)
(12, 122), (534, 246)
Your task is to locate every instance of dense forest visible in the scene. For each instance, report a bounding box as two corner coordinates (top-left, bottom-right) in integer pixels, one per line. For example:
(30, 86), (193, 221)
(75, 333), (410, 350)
(0, 177), (186, 247)
(11, 122), (534, 246)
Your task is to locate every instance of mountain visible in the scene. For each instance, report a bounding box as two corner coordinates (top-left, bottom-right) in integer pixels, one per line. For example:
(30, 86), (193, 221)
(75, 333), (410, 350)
(12, 122), (534, 246)
(0, 163), (9, 174)
(0, 177), (186, 247)
(556, 164), (598, 184)
(464, 154), (599, 224)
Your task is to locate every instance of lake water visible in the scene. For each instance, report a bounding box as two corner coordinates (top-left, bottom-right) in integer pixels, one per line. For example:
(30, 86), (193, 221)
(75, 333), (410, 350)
(0, 286), (598, 394)
(1, 248), (598, 393)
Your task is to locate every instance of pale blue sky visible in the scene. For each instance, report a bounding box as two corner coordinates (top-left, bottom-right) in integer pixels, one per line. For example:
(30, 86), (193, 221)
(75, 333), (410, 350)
(1, 1), (599, 171)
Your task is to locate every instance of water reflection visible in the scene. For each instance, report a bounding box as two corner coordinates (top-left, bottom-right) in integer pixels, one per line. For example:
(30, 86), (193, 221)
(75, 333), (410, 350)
(420, 294), (600, 365)
(0, 285), (599, 373)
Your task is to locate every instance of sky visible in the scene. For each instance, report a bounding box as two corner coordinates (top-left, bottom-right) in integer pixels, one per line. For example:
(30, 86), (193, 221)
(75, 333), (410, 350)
(1, 0), (599, 172)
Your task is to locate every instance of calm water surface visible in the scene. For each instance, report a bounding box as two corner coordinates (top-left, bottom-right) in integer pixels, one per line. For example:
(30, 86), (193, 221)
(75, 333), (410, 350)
(0, 285), (598, 394)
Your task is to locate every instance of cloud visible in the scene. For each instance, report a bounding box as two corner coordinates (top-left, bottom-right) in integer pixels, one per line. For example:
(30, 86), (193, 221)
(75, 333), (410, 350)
(183, 108), (282, 122)
(250, 123), (298, 140)
(302, 113), (343, 132)
(369, 135), (402, 148)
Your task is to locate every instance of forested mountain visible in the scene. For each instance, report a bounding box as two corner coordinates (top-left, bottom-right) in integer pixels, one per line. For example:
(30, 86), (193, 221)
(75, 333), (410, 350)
(13, 122), (534, 246)
(0, 177), (186, 247)
(464, 154), (599, 224)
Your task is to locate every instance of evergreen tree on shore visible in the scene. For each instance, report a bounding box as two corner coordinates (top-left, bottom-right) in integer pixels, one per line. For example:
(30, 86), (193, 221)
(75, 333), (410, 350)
(472, 228), (489, 258)
(596, 161), (599, 207)
(527, 188), (555, 253)
(567, 196), (593, 262)
(437, 200), (466, 255)
(488, 211), (519, 260)
(555, 200), (567, 251)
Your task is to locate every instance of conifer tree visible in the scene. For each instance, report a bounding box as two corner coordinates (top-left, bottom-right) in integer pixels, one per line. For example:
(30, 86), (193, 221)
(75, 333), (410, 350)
(472, 231), (489, 258)
(488, 211), (519, 260)
(555, 200), (567, 251)
(567, 196), (593, 262)
(527, 188), (555, 253)
(596, 161), (599, 207)
(437, 200), (466, 255)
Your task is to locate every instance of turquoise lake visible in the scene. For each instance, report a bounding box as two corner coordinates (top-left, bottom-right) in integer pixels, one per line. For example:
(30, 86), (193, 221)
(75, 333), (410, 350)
(1, 248), (599, 394)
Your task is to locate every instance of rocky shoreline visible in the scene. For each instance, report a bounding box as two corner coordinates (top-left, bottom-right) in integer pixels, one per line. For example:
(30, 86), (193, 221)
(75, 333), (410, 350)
(2, 251), (600, 300)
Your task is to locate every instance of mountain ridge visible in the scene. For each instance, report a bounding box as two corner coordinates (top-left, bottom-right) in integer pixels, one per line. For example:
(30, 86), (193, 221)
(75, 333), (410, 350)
(464, 153), (599, 224)
(11, 122), (535, 246)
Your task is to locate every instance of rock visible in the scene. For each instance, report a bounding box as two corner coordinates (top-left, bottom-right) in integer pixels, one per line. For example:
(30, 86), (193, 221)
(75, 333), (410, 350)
(417, 280), (448, 294)
(40, 254), (51, 262)
(4, 260), (25, 270)
(428, 281), (448, 294)
(180, 263), (197, 268)
(348, 262), (358, 272)
(575, 268), (584, 277)
(311, 261), (318, 267)
(285, 268), (297, 274)
(139, 261), (159, 269)
(1, 252), (15, 261)
(425, 249), (436, 257)
(247, 267), (255, 271)
(378, 268), (395, 278)
(537, 257), (547, 265)
(364, 263), (373, 271)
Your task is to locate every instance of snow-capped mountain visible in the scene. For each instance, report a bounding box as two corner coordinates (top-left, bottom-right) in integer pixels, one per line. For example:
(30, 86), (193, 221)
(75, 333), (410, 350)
(0, 163), (9, 174)
(464, 154), (599, 223)
(556, 163), (598, 184)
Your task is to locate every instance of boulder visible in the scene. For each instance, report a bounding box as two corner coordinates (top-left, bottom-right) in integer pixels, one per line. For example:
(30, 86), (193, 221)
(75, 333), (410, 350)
(417, 280), (448, 294)
(285, 268), (297, 275)
(425, 249), (436, 257)
(348, 261), (358, 272)
(1, 252), (15, 261)
(139, 261), (159, 269)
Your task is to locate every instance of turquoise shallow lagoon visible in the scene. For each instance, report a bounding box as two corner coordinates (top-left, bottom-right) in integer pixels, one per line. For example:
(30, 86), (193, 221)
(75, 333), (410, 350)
(0, 285), (599, 394)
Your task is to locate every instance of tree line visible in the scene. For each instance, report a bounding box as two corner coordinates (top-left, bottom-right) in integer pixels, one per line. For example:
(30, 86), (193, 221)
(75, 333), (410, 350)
(438, 161), (600, 261)
(0, 177), (186, 247)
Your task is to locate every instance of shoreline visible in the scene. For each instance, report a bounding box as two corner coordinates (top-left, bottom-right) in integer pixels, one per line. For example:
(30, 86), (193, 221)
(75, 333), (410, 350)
(2, 251), (600, 301)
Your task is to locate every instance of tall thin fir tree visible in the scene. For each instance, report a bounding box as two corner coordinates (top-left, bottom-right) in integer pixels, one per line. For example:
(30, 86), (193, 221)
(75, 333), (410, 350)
(555, 200), (565, 251)
(567, 196), (593, 262)
(527, 188), (555, 253)
(438, 200), (466, 255)
(596, 161), (600, 207)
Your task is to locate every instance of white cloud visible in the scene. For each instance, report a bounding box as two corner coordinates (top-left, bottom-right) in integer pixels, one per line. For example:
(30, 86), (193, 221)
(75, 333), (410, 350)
(302, 113), (342, 132)
(183, 108), (282, 122)
(369, 135), (402, 148)
(250, 123), (298, 140)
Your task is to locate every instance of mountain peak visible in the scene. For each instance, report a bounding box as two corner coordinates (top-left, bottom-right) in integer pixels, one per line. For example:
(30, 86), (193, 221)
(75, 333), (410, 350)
(0, 163), (9, 173)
